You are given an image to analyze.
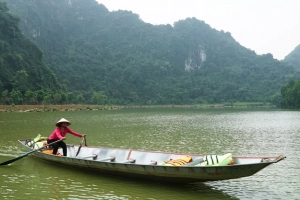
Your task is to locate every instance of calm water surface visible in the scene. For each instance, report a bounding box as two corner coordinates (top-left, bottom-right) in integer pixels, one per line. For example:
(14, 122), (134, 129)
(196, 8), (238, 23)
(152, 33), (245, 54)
(0, 107), (299, 199)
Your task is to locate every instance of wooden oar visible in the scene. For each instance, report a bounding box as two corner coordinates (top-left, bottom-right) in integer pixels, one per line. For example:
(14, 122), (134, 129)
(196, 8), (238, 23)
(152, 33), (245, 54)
(75, 136), (85, 157)
(83, 135), (87, 146)
(0, 140), (62, 166)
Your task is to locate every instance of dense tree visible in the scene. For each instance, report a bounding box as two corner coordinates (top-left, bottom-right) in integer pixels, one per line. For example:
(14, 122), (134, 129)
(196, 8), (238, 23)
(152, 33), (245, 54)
(91, 91), (108, 105)
(280, 79), (300, 108)
(9, 89), (22, 104)
(66, 92), (74, 104)
(76, 94), (85, 104)
(284, 44), (300, 70)
(53, 93), (62, 104)
(24, 90), (35, 104)
(1, 89), (9, 104)
(0, 1), (62, 105)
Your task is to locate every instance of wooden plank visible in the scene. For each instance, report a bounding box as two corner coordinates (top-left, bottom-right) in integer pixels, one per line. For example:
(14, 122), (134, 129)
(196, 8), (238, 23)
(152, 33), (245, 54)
(99, 156), (115, 162)
(123, 159), (135, 164)
(80, 154), (98, 160)
(149, 160), (157, 165)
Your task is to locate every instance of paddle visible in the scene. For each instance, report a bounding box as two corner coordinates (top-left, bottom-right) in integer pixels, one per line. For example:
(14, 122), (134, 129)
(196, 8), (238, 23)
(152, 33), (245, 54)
(83, 135), (87, 146)
(75, 136), (86, 157)
(0, 140), (62, 166)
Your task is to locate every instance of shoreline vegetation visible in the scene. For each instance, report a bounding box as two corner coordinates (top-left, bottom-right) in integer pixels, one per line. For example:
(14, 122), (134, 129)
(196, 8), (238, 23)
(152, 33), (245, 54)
(0, 105), (122, 112)
(0, 102), (275, 112)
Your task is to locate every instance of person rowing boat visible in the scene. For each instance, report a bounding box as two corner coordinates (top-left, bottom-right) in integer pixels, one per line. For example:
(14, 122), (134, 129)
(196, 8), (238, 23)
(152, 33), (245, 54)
(47, 118), (85, 156)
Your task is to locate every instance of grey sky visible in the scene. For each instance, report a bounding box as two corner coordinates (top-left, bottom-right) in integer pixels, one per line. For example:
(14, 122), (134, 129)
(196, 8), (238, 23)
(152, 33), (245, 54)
(96, 0), (300, 60)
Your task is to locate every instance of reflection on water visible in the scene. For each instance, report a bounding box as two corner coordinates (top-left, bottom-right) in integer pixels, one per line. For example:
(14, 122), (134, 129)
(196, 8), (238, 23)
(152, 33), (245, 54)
(0, 108), (300, 199)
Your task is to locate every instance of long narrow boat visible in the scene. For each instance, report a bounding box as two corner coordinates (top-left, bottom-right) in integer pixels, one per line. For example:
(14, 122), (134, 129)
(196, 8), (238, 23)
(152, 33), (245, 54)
(17, 138), (285, 183)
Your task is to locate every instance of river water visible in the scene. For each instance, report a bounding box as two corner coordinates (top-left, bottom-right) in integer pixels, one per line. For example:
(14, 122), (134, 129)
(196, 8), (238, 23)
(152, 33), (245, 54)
(0, 107), (299, 199)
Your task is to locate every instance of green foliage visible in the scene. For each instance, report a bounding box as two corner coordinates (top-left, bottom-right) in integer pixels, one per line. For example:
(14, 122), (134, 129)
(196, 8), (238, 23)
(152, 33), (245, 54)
(9, 89), (22, 104)
(36, 90), (45, 104)
(284, 44), (300, 70)
(1, 89), (9, 104)
(76, 94), (85, 104)
(66, 92), (74, 104)
(53, 93), (62, 104)
(270, 93), (282, 107)
(2, 0), (298, 106)
(91, 91), (107, 105)
(24, 90), (34, 104)
(0, 1), (62, 104)
(280, 79), (300, 108)
(42, 91), (52, 105)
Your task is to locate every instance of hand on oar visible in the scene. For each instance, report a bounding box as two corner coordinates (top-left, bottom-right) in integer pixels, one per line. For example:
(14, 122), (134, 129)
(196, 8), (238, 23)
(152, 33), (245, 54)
(0, 139), (62, 166)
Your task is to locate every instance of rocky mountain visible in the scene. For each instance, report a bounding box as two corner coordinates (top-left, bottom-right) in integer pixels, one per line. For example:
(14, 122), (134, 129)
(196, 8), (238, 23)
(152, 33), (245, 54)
(284, 44), (300, 70)
(0, 1), (61, 104)
(3, 0), (297, 105)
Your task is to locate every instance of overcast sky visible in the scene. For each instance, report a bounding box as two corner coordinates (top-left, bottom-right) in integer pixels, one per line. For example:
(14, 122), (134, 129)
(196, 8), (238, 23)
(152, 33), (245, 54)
(95, 0), (300, 61)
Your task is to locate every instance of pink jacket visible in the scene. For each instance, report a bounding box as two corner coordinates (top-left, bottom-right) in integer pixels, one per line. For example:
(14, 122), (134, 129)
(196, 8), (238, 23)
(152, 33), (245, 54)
(48, 127), (82, 140)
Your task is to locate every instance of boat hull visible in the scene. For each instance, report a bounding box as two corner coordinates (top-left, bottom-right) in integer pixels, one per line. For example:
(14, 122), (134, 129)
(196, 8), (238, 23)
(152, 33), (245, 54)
(18, 139), (285, 183)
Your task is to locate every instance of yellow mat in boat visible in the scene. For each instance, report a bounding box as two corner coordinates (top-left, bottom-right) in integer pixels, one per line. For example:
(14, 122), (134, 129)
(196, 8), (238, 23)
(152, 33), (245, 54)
(163, 156), (193, 166)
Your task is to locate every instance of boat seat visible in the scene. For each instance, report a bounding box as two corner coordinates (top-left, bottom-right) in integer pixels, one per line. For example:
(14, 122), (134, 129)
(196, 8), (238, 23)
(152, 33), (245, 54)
(99, 156), (116, 162)
(149, 160), (157, 165)
(123, 159), (135, 164)
(79, 154), (98, 160)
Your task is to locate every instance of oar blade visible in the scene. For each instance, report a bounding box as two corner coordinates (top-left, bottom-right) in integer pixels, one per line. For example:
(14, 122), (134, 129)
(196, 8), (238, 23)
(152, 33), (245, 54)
(0, 152), (30, 166)
(75, 137), (85, 157)
(75, 146), (82, 157)
(0, 139), (62, 166)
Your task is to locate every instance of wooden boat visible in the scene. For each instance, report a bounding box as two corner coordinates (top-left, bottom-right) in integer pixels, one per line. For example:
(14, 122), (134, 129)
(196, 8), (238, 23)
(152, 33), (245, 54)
(17, 138), (285, 183)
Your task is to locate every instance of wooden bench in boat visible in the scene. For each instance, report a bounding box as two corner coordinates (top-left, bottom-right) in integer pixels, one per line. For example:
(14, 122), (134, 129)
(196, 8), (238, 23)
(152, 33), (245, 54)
(123, 158), (135, 164)
(149, 160), (157, 165)
(99, 156), (116, 162)
(79, 154), (98, 160)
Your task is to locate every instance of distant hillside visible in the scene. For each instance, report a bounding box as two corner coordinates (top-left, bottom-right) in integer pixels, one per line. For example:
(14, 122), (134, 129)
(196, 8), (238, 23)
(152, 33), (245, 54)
(4, 0), (297, 105)
(0, 1), (61, 104)
(284, 44), (300, 70)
